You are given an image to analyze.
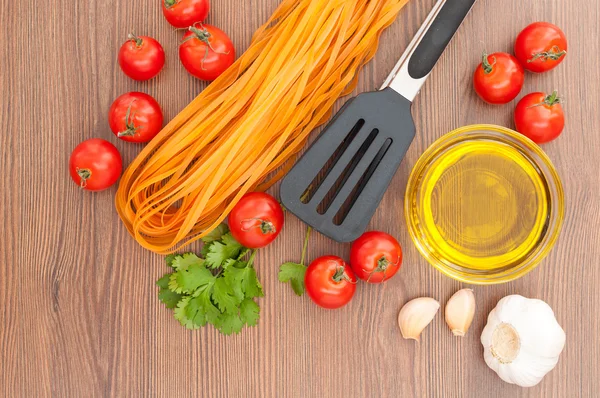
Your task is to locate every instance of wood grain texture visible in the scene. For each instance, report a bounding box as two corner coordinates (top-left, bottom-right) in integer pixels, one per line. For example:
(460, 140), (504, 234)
(1, 0), (599, 396)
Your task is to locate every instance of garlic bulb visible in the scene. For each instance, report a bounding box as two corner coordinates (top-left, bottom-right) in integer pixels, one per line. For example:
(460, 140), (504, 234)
(445, 288), (475, 336)
(398, 297), (440, 341)
(481, 295), (566, 387)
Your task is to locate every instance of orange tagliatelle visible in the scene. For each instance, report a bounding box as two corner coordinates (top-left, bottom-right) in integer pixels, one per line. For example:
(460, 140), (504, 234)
(115, 0), (411, 254)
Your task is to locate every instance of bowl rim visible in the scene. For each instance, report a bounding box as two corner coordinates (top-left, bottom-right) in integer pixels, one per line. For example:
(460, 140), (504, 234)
(404, 124), (565, 285)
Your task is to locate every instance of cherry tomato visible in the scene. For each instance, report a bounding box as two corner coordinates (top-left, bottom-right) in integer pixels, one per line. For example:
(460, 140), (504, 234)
(473, 52), (524, 104)
(305, 256), (356, 310)
(514, 91), (565, 144)
(109, 92), (164, 143)
(515, 22), (567, 73)
(179, 24), (235, 81)
(350, 231), (402, 283)
(69, 139), (122, 191)
(118, 34), (165, 81)
(162, 0), (210, 28)
(228, 192), (284, 249)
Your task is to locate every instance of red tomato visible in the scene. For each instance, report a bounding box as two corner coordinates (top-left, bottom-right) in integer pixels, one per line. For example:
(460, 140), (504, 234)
(515, 22), (567, 73)
(162, 0), (210, 28)
(514, 91), (565, 144)
(350, 231), (402, 283)
(109, 92), (164, 143)
(228, 192), (284, 249)
(305, 256), (356, 309)
(473, 52), (524, 104)
(69, 139), (122, 191)
(179, 24), (235, 81)
(118, 34), (165, 81)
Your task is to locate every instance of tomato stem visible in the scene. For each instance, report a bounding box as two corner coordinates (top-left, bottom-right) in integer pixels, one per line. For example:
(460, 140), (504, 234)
(481, 51), (496, 74)
(240, 218), (276, 234)
(544, 90), (561, 105)
(128, 33), (143, 47)
(529, 45), (567, 63)
(331, 263), (355, 284)
(76, 168), (91, 189)
(188, 25), (212, 42)
(299, 227), (312, 266)
(365, 256), (391, 283)
(332, 266), (346, 283)
(528, 90), (562, 109)
(118, 100), (140, 137)
(164, 0), (178, 8)
(185, 24), (231, 71)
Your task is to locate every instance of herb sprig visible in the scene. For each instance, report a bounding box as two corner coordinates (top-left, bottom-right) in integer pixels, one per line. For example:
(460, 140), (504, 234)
(278, 226), (311, 296)
(157, 224), (263, 335)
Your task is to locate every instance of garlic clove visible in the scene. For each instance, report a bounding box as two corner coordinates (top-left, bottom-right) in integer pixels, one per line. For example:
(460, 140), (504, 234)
(398, 297), (440, 342)
(445, 288), (476, 337)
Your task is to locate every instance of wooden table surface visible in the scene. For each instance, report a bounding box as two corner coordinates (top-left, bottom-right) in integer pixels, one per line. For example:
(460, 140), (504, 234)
(2, 0), (599, 396)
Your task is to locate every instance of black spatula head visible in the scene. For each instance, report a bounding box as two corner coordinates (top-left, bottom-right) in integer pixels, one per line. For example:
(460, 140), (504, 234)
(280, 88), (414, 242)
(281, 0), (477, 242)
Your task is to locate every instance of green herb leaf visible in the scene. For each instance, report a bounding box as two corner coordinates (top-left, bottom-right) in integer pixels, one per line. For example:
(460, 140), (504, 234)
(216, 312), (244, 335)
(242, 267), (264, 299)
(156, 274), (183, 308)
(158, 289), (183, 309)
(172, 253), (203, 271)
(278, 227), (311, 297)
(225, 264), (263, 299)
(205, 233), (243, 269)
(201, 224), (230, 243)
(223, 265), (245, 301)
(200, 241), (213, 257)
(240, 298), (260, 327)
(212, 277), (241, 314)
(194, 288), (221, 323)
(185, 296), (208, 327)
(174, 297), (201, 330)
(290, 279), (305, 297)
(222, 258), (238, 270)
(222, 233), (242, 249)
(205, 304), (221, 325)
(169, 262), (215, 294)
(279, 262), (307, 296)
(165, 254), (177, 268)
(156, 274), (170, 289)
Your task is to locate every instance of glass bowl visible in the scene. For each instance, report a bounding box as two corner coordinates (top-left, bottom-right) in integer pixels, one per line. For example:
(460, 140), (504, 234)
(405, 124), (564, 284)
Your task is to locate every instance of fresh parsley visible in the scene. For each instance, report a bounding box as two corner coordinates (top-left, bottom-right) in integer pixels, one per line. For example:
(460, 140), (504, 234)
(157, 224), (263, 335)
(156, 275), (182, 309)
(278, 227), (311, 296)
(205, 234), (243, 269)
(279, 262), (307, 296)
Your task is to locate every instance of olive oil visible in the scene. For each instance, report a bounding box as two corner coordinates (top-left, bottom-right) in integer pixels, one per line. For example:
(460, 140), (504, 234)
(414, 139), (549, 271)
(406, 125), (564, 284)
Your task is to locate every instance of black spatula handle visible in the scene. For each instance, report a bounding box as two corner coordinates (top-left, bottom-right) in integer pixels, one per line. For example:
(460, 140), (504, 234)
(408, 0), (477, 79)
(384, 0), (476, 101)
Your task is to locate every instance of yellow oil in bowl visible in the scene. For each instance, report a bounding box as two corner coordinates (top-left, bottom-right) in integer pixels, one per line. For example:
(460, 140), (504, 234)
(405, 125), (564, 284)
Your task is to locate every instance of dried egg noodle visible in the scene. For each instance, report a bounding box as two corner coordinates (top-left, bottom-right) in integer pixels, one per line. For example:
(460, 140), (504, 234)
(115, 0), (411, 253)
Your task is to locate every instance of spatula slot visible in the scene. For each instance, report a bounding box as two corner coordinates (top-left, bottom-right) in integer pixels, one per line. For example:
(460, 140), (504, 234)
(333, 137), (393, 225)
(300, 118), (366, 204)
(317, 128), (380, 215)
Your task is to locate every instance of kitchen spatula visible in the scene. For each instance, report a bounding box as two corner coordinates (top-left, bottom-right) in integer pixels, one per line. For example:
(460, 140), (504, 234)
(280, 0), (477, 242)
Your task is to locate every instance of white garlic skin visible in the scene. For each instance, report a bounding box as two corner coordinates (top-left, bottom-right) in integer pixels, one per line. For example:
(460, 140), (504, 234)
(480, 295), (566, 387)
